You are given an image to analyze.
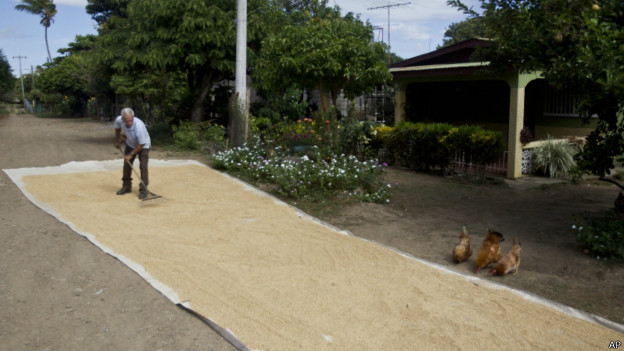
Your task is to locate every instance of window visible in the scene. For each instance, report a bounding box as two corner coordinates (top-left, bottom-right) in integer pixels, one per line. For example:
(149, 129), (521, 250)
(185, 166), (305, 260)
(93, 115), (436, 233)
(543, 85), (580, 117)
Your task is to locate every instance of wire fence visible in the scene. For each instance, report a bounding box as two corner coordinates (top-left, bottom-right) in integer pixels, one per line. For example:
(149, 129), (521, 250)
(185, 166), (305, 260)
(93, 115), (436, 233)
(450, 150), (508, 178)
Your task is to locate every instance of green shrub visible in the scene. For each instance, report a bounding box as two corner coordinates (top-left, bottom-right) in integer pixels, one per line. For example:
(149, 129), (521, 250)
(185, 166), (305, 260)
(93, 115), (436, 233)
(337, 117), (377, 158)
(441, 125), (505, 164)
(574, 210), (624, 260)
(467, 129), (505, 165)
(172, 121), (201, 150)
(200, 122), (226, 143)
(171, 121), (226, 150)
(531, 135), (577, 178)
(384, 122), (504, 173)
(147, 123), (173, 145)
(386, 122), (453, 171)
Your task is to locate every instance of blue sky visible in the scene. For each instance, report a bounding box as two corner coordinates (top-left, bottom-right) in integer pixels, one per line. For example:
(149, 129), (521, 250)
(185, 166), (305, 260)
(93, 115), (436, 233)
(335, 0), (478, 59)
(0, 0), (477, 76)
(1, 0), (97, 74)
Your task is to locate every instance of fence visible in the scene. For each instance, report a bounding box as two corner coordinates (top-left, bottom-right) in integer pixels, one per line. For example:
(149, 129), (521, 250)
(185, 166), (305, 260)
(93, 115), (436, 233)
(450, 150), (508, 178)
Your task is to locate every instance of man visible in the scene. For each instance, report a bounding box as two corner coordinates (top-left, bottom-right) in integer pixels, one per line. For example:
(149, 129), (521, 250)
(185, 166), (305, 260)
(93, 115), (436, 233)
(113, 108), (151, 199)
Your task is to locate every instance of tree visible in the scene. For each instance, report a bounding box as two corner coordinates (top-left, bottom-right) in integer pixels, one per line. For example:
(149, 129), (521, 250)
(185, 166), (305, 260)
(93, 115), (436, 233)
(97, 0), (267, 122)
(255, 11), (391, 113)
(449, 0), (624, 178)
(86, 0), (129, 25)
(0, 49), (16, 99)
(15, 0), (57, 63)
(440, 17), (490, 48)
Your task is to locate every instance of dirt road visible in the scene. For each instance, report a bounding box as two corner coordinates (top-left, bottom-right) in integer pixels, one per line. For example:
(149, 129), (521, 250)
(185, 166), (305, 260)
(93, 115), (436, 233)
(0, 113), (236, 350)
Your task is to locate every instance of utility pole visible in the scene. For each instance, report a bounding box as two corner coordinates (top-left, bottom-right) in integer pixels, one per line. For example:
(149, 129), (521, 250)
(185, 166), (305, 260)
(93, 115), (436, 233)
(233, 0), (247, 145)
(235, 0), (246, 110)
(367, 1), (411, 65)
(13, 55), (27, 109)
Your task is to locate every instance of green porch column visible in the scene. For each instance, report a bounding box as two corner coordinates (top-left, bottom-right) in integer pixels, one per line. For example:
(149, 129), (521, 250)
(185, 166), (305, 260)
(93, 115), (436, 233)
(394, 82), (407, 125)
(506, 72), (542, 179)
(507, 85), (525, 179)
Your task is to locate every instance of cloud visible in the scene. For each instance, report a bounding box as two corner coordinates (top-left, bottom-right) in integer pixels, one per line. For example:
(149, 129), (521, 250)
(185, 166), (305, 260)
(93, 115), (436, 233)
(0, 25), (37, 39)
(394, 22), (433, 41)
(54, 0), (88, 7)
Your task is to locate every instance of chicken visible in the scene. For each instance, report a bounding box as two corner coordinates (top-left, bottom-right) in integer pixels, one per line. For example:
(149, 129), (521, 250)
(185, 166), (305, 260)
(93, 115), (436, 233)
(491, 238), (521, 275)
(475, 229), (504, 272)
(452, 226), (472, 263)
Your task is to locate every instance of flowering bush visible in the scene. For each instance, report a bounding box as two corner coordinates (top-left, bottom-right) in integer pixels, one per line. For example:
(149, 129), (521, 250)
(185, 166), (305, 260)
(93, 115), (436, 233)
(573, 210), (624, 261)
(212, 139), (390, 203)
(277, 118), (321, 147)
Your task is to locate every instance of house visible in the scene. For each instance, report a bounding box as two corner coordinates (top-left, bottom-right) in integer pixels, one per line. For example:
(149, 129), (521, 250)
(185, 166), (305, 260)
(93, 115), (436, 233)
(390, 38), (596, 179)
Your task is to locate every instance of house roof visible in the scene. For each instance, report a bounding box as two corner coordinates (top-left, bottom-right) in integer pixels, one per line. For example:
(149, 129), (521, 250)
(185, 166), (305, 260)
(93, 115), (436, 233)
(391, 38), (492, 68)
(389, 38), (494, 79)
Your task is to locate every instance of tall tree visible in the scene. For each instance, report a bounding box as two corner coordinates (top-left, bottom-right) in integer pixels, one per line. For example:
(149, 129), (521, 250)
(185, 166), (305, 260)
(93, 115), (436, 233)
(255, 11), (391, 113)
(440, 17), (490, 48)
(86, 0), (129, 25)
(98, 0), (267, 122)
(15, 0), (57, 63)
(0, 49), (16, 98)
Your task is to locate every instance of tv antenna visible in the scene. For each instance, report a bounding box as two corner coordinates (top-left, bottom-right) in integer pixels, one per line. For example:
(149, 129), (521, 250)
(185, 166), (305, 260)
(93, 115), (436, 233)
(368, 1), (411, 64)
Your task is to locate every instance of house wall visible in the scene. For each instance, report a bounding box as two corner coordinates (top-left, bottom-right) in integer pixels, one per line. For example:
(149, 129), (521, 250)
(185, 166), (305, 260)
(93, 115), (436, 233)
(534, 117), (597, 140)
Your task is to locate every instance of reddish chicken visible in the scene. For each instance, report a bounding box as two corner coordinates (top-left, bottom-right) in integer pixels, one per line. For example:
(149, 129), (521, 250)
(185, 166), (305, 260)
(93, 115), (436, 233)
(475, 229), (504, 272)
(453, 226), (472, 263)
(491, 238), (521, 275)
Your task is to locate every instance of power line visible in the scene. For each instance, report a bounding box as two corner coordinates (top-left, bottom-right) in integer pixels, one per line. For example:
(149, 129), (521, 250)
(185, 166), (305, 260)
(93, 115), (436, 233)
(367, 2), (411, 64)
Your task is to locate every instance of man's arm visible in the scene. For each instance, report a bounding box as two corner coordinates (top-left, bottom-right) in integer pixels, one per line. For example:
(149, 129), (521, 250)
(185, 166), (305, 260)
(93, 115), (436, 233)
(114, 128), (122, 149)
(123, 144), (144, 162)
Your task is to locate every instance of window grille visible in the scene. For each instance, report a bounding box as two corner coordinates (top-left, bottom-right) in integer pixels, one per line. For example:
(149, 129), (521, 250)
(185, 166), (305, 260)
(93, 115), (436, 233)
(543, 86), (579, 117)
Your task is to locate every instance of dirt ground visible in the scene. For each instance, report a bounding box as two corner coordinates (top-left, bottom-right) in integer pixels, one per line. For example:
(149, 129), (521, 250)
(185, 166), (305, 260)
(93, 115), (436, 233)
(1, 110), (622, 350)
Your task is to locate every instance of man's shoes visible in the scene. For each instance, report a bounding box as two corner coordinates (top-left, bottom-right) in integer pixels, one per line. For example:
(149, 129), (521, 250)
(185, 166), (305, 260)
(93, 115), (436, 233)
(116, 187), (131, 195)
(139, 191), (148, 200)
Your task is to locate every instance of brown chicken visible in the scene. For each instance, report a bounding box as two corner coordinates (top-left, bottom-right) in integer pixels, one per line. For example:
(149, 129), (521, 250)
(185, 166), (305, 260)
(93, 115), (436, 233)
(453, 226), (472, 263)
(491, 238), (521, 275)
(475, 229), (504, 272)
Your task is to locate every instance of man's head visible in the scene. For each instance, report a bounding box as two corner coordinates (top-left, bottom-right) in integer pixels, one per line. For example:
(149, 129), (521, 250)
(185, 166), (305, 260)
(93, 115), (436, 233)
(121, 108), (134, 128)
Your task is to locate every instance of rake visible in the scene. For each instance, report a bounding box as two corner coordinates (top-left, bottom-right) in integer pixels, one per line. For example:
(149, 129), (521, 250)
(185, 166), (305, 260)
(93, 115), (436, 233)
(117, 147), (164, 204)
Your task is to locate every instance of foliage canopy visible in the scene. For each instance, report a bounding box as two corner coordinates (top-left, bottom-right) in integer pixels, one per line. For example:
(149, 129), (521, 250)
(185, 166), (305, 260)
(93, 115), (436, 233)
(449, 0), (624, 177)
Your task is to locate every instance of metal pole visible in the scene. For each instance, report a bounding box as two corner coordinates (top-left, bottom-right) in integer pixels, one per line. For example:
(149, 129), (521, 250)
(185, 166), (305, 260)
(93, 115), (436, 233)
(234, 0), (247, 143)
(13, 55), (26, 109)
(367, 2), (411, 65)
(387, 5), (391, 65)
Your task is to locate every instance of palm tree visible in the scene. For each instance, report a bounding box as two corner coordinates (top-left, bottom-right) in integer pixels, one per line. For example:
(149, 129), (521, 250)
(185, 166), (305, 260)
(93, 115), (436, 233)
(15, 0), (57, 63)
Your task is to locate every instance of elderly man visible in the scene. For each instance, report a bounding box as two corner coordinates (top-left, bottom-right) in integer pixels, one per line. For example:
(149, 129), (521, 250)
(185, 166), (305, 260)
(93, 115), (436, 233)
(113, 107), (151, 199)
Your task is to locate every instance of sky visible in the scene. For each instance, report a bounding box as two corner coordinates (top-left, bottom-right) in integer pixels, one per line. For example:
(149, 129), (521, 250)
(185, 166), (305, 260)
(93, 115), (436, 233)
(0, 0), (478, 76)
(334, 0), (479, 59)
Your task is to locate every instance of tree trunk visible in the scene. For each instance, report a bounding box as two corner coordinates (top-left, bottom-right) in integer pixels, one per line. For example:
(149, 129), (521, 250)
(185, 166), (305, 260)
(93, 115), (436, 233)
(318, 77), (327, 113)
(189, 71), (213, 123)
(45, 27), (52, 63)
